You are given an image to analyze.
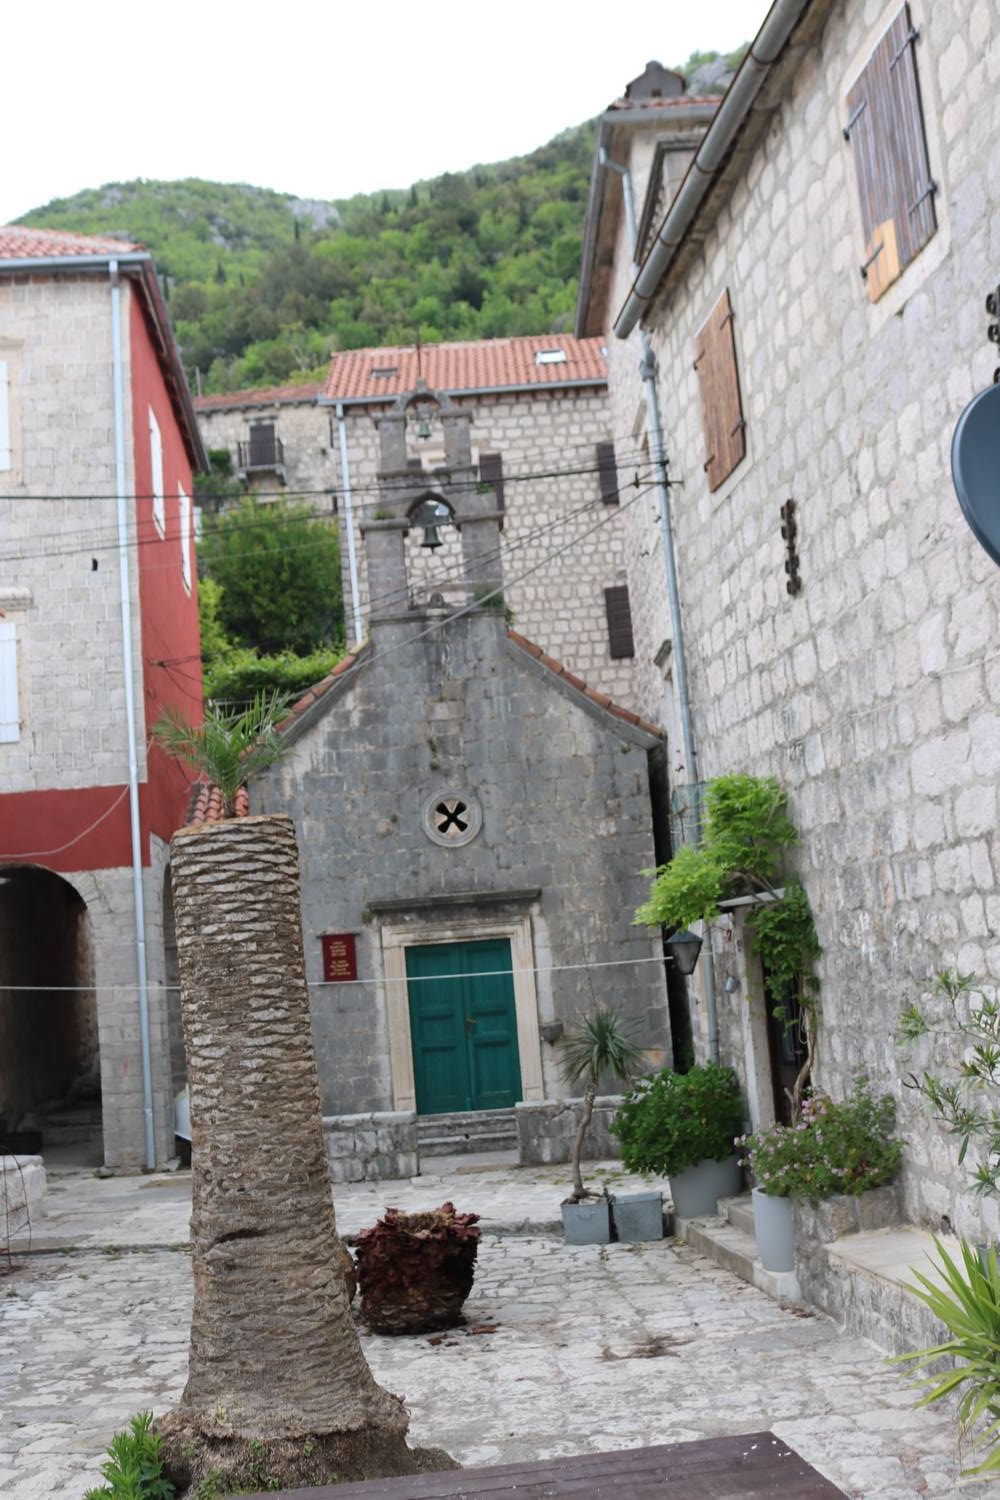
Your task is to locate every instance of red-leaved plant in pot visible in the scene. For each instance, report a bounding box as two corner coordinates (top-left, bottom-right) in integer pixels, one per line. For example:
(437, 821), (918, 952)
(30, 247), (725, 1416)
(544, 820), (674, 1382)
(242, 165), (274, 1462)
(355, 1203), (481, 1335)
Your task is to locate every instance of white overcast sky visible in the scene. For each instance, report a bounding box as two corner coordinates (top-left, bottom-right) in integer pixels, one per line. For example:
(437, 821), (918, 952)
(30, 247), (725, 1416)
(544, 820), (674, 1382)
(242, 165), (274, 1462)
(3, 0), (768, 225)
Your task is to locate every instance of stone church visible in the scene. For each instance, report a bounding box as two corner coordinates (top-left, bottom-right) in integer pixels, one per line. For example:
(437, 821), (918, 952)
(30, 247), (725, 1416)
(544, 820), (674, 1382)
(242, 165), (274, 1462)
(241, 381), (677, 1174)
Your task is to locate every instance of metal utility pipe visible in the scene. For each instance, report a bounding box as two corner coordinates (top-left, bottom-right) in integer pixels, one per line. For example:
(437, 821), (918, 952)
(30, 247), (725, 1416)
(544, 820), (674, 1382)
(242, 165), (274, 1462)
(614, 0), (813, 337)
(336, 401), (365, 647)
(600, 153), (718, 1062)
(110, 259), (157, 1168)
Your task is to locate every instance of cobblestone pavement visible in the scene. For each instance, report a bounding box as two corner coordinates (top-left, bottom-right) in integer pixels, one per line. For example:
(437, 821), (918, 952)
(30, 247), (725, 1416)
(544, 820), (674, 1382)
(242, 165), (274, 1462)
(2, 1167), (994, 1498)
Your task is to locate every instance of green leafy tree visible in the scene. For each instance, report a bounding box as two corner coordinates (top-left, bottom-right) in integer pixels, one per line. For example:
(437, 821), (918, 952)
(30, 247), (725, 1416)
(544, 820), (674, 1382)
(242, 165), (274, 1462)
(199, 498), (343, 655)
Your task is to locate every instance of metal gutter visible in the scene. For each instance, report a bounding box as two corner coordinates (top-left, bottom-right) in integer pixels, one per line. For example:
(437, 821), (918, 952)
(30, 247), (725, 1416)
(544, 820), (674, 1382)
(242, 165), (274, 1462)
(575, 103), (717, 339)
(614, 0), (815, 338)
(318, 376), (607, 409)
(0, 251), (150, 272)
(110, 258), (156, 1171)
(335, 401), (365, 648)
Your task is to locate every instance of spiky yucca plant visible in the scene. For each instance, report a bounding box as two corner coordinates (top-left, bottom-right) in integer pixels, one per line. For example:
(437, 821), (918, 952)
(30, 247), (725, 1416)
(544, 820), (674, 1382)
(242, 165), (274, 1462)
(153, 691), (291, 816)
(560, 1008), (643, 1203)
(896, 1237), (1000, 1478)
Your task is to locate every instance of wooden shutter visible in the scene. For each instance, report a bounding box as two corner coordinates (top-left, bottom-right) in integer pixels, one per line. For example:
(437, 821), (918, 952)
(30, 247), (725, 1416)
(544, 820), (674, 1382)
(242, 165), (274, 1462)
(179, 487), (192, 592)
(249, 421), (276, 467)
(596, 441), (618, 504)
(694, 289), (746, 493)
(844, 5), (936, 302)
(0, 620), (19, 743)
(0, 360), (10, 471)
(604, 585), (635, 659)
(479, 452), (505, 513)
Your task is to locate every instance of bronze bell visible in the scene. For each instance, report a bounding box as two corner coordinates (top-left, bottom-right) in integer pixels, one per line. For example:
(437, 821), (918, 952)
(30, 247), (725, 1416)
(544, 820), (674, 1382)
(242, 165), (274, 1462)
(420, 518), (444, 550)
(416, 416), (432, 440)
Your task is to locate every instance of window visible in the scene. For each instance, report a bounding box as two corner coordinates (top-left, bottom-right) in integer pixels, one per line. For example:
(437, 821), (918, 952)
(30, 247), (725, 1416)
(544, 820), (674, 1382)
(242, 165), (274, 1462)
(0, 620), (19, 742)
(596, 441), (618, 504)
(479, 452), (505, 513)
(844, 5), (936, 302)
(371, 366), (399, 379)
(604, 585), (635, 659)
(0, 360), (10, 472)
(179, 487), (192, 593)
(149, 408), (165, 535)
(534, 349), (567, 366)
(694, 289), (746, 493)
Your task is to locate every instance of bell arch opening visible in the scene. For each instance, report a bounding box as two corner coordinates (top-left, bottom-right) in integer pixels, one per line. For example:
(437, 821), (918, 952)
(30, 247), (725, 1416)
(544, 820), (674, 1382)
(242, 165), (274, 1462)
(0, 864), (101, 1164)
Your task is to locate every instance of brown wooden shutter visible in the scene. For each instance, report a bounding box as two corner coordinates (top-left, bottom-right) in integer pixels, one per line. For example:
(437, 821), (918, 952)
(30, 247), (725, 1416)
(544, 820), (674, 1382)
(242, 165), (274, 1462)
(596, 441), (619, 504)
(479, 452), (504, 513)
(694, 289), (746, 493)
(844, 5), (936, 302)
(604, 585), (635, 659)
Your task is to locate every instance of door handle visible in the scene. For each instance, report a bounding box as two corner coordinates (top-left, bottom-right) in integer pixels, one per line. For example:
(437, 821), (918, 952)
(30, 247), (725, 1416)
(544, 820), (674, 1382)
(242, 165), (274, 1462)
(464, 1016), (477, 1038)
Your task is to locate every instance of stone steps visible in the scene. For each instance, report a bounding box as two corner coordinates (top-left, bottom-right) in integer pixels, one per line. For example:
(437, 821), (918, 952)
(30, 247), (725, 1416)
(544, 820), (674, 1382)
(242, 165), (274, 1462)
(417, 1109), (517, 1158)
(676, 1193), (802, 1304)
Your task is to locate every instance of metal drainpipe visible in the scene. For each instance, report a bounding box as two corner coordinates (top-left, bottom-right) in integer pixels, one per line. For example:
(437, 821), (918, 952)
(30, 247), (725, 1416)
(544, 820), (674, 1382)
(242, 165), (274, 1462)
(600, 153), (719, 1064)
(110, 259), (157, 1168)
(335, 401), (364, 647)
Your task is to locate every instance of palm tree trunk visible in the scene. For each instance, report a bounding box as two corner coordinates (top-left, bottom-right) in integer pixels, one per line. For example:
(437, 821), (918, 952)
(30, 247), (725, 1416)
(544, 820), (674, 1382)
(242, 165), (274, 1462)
(158, 814), (453, 1494)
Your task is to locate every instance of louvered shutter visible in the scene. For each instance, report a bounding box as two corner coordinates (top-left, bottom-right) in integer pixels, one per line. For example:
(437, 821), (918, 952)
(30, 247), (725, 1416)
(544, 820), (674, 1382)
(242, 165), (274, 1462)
(479, 452), (505, 513)
(694, 289), (746, 493)
(149, 408), (165, 535)
(0, 360), (10, 471)
(844, 5), (936, 302)
(179, 487), (192, 592)
(604, 585), (635, 659)
(0, 620), (19, 742)
(596, 441), (618, 504)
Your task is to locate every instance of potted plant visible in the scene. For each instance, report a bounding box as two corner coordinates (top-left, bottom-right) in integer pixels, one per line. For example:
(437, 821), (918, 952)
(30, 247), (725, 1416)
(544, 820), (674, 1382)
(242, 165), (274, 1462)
(354, 1202), (481, 1334)
(738, 1079), (902, 1272)
(559, 1008), (643, 1245)
(613, 1062), (744, 1220)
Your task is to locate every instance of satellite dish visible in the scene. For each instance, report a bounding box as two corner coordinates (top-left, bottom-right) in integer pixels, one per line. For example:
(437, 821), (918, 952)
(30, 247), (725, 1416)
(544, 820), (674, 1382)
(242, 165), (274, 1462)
(952, 382), (1000, 568)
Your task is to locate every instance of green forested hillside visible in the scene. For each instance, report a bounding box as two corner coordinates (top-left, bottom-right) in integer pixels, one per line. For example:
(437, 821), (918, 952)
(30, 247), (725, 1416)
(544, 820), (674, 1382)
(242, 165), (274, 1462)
(19, 49), (742, 394)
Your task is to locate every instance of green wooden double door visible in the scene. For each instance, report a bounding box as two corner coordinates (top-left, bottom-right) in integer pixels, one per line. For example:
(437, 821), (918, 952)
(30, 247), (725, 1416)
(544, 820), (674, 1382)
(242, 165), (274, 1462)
(406, 938), (522, 1115)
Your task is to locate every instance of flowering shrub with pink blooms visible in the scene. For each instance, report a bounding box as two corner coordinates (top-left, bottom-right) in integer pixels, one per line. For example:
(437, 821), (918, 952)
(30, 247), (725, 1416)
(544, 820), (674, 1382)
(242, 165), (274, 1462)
(736, 1079), (902, 1202)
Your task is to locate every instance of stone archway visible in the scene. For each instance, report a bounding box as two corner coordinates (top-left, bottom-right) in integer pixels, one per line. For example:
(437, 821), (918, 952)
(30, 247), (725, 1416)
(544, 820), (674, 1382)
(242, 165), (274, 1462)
(0, 864), (101, 1163)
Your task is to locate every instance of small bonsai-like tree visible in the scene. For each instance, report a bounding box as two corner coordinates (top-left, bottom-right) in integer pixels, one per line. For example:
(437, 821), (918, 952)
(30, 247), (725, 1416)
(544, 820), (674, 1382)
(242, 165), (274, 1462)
(560, 1008), (643, 1203)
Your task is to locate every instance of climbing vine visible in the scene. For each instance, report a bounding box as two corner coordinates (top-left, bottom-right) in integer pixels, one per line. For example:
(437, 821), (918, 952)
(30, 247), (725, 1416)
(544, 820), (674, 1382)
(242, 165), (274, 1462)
(635, 774), (821, 1117)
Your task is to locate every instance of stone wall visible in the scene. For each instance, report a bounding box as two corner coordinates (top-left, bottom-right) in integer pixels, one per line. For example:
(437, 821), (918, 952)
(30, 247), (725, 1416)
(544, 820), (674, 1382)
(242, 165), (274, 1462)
(198, 383), (644, 705)
(323, 1111), (418, 1183)
(0, 274), (145, 791)
(252, 610), (670, 1117)
(598, 0), (1000, 1240)
(515, 1095), (624, 1166)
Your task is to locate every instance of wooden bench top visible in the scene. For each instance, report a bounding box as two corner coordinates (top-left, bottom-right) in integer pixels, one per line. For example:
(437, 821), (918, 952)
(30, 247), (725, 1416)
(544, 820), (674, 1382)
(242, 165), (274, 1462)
(236, 1430), (844, 1497)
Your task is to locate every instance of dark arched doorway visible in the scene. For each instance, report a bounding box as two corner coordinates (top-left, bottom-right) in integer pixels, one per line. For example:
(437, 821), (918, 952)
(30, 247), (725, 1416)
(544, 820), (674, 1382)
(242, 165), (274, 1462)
(0, 865), (101, 1164)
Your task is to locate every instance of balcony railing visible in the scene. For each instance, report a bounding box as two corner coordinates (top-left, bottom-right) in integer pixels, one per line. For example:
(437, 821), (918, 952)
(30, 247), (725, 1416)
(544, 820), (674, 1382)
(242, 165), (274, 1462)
(237, 433), (285, 475)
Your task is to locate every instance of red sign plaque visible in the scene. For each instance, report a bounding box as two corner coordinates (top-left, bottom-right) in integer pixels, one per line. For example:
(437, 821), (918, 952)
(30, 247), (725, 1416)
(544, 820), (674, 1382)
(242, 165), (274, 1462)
(321, 933), (358, 983)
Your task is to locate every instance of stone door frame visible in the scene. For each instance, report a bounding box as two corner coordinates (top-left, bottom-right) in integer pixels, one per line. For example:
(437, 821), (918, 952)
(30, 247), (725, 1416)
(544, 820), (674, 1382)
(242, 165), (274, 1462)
(380, 913), (545, 1113)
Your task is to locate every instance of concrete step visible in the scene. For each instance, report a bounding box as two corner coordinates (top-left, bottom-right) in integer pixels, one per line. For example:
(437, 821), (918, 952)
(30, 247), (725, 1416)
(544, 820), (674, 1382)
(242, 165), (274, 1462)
(416, 1109), (517, 1156)
(677, 1211), (802, 1304)
(721, 1194), (755, 1237)
(36, 1105), (103, 1148)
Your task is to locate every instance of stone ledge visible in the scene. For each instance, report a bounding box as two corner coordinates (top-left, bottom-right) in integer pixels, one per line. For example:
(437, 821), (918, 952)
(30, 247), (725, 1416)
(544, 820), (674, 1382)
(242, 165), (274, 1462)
(323, 1111), (418, 1184)
(677, 1211), (802, 1303)
(1, 1155), (47, 1237)
(515, 1096), (624, 1167)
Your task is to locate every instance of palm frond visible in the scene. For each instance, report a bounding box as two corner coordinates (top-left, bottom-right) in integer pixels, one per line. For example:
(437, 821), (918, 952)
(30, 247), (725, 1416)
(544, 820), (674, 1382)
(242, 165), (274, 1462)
(153, 690), (292, 815)
(559, 1007), (644, 1090)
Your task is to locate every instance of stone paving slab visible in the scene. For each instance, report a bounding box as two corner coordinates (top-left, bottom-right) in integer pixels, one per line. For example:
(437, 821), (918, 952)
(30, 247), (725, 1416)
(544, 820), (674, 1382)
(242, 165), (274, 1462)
(14, 1160), (663, 1252)
(2, 1224), (996, 1496)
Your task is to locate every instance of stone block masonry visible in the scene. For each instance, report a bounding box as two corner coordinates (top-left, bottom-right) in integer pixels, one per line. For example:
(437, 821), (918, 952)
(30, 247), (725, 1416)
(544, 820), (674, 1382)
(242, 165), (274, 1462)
(515, 1096), (624, 1167)
(599, 0), (1000, 1240)
(323, 1111), (419, 1183)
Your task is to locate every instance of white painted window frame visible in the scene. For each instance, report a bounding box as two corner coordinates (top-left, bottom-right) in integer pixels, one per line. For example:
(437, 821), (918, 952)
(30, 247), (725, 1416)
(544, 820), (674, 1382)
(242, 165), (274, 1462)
(0, 619), (20, 743)
(149, 407), (165, 536)
(178, 486), (192, 593)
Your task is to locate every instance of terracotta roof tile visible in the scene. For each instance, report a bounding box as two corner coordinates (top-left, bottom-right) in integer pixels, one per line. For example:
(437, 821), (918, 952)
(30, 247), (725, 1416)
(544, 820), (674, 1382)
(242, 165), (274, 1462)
(185, 780), (250, 825)
(322, 334), (607, 403)
(193, 382), (322, 412)
(0, 224), (144, 259)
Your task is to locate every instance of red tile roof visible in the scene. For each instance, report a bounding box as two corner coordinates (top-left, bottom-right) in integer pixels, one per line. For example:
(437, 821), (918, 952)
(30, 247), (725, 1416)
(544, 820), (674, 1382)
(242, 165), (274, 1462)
(183, 630), (660, 825)
(0, 225), (144, 258)
(322, 335), (607, 403)
(194, 382), (322, 413)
